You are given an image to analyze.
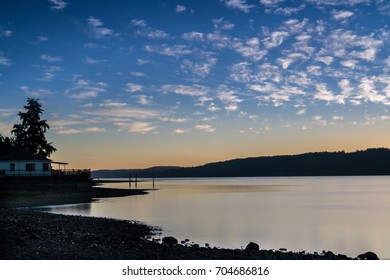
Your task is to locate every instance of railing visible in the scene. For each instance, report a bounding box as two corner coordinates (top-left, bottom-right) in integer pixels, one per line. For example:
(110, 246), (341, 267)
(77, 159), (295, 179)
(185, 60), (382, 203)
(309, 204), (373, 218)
(1, 169), (91, 178)
(52, 169), (91, 176)
(1, 169), (52, 176)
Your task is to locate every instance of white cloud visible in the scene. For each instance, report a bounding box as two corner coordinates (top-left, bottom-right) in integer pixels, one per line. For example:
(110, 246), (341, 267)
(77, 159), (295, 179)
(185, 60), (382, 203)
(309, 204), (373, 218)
(81, 103), (93, 108)
(37, 35), (49, 43)
(206, 31), (232, 49)
(357, 77), (387, 104)
(327, 29), (383, 62)
(161, 117), (188, 123)
(217, 87), (243, 111)
(225, 104), (239, 111)
(0, 28), (12, 38)
(56, 129), (82, 135)
(230, 62), (253, 83)
(197, 96), (214, 106)
(137, 95), (153, 105)
(40, 54), (62, 62)
(72, 91), (98, 100)
(175, 5), (187, 13)
(84, 56), (103, 65)
(232, 41), (267, 61)
(132, 18), (169, 40)
(332, 10), (354, 20)
(263, 31), (289, 49)
(87, 17), (103, 28)
(307, 65), (322, 76)
(115, 121), (156, 133)
(145, 44), (192, 57)
(85, 127), (107, 133)
(224, 0), (255, 13)
(0, 53), (12, 66)
(277, 53), (307, 69)
(0, 109), (17, 118)
(136, 28), (169, 40)
(131, 19), (147, 27)
(131, 72), (145, 77)
(278, 57), (295, 69)
(20, 86), (52, 98)
(250, 84), (292, 106)
(340, 59), (358, 68)
(99, 100), (127, 107)
(297, 109), (306, 115)
(137, 59), (150, 65)
(316, 56), (334, 65)
(48, 0), (67, 10)
(212, 18), (235, 30)
(350, 48), (377, 61)
(180, 58), (217, 78)
(338, 79), (353, 100)
(182, 31), (204, 41)
(313, 115), (327, 126)
(260, 0), (285, 6)
(55, 126), (106, 135)
(305, 0), (370, 6)
(84, 107), (159, 119)
(314, 84), (342, 103)
(274, 5), (305, 15)
(207, 103), (221, 112)
(332, 115), (344, 121)
(195, 124), (216, 132)
(125, 83), (143, 93)
(66, 78), (108, 100)
(172, 129), (191, 135)
(283, 18), (308, 34)
(146, 29), (169, 39)
(161, 84), (209, 96)
(87, 16), (117, 39)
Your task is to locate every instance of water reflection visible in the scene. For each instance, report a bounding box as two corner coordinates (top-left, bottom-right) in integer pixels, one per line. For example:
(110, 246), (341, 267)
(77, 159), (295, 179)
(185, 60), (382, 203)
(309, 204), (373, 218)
(39, 177), (390, 259)
(36, 203), (92, 215)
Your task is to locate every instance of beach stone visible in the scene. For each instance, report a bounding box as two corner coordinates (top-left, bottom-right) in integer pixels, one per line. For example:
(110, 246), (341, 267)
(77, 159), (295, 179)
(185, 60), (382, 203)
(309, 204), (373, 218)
(324, 251), (336, 259)
(357, 251), (379, 260)
(245, 242), (259, 252)
(162, 236), (178, 245)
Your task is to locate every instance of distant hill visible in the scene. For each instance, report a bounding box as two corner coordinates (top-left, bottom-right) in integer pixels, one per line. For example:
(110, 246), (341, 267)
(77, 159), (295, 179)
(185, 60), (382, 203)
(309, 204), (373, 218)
(92, 148), (390, 178)
(92, 166), (179, 179)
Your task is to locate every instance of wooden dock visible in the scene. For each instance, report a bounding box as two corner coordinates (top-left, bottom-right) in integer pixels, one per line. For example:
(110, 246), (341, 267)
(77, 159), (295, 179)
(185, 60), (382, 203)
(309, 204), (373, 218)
(93, 173), (155, 189)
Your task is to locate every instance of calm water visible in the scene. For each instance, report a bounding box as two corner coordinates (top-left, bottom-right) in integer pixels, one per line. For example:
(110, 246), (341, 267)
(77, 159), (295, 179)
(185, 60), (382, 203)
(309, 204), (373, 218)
(38, 176), (390, 259)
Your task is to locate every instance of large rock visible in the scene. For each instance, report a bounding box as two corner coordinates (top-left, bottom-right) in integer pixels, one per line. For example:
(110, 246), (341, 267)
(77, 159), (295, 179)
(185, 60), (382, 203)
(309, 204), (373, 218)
(162, 236), (178, 245)
(245, 242), (259, 252)
(357, 251), (379, 260)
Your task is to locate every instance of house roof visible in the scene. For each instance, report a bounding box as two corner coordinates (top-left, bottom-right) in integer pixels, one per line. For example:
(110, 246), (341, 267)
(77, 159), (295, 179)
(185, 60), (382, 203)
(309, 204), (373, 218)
(0, 150), (52, 162)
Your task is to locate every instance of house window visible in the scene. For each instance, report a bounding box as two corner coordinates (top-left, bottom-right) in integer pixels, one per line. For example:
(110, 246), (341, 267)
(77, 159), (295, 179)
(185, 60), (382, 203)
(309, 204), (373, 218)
(43, 163), (50, 172)
(10, 163), (15, 172)
(26, 163), (35, 172)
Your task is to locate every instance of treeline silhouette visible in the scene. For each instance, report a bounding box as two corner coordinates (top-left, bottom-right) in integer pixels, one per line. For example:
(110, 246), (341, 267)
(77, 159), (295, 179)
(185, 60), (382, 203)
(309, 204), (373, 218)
(92, 148), (390, 178)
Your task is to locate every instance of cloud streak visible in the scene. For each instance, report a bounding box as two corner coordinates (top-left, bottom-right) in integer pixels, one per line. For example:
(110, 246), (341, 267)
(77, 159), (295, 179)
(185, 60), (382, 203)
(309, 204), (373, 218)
(48, 0), (67, 10)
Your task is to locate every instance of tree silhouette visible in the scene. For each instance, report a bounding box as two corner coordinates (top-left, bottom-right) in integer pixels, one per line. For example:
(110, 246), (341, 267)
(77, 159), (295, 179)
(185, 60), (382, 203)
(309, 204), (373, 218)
(0, 134), (13, 157)
(11, 98), (56, 158)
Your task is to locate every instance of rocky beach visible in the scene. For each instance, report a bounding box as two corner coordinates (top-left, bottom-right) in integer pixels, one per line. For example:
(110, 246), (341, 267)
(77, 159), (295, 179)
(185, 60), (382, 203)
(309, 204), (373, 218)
(0, 188), (379, 260)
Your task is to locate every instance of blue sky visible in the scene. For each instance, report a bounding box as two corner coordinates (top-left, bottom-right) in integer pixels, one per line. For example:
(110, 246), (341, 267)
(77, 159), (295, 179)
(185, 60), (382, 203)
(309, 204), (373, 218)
(1, 0), (390, 169)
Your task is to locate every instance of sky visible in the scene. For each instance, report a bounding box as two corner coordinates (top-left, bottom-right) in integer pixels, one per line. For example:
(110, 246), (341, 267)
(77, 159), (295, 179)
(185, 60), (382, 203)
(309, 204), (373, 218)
(1, 0), (390, 169)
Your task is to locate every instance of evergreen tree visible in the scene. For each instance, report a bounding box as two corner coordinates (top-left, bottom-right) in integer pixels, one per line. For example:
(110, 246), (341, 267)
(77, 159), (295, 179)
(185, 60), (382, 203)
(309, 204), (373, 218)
(11, 98), (56, 158)
(0, 134), (13, 157)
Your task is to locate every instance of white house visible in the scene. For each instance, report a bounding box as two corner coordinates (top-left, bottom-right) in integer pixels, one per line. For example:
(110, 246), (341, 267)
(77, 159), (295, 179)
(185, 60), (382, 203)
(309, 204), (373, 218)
(0, 150), (54, 176)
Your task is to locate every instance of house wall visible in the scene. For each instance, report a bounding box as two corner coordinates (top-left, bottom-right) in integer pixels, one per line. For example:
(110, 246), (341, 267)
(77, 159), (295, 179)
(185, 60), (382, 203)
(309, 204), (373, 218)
(0, 160), (52, 176)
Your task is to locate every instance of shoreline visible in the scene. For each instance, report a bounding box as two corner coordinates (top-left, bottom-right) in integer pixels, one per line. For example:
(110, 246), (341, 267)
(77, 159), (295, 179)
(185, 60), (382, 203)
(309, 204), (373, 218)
(0, 187), (379, 260)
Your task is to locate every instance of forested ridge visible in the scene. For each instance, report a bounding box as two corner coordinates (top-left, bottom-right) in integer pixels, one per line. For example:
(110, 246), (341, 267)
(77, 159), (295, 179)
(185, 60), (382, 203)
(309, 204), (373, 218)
(93, 148), (390, 178)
